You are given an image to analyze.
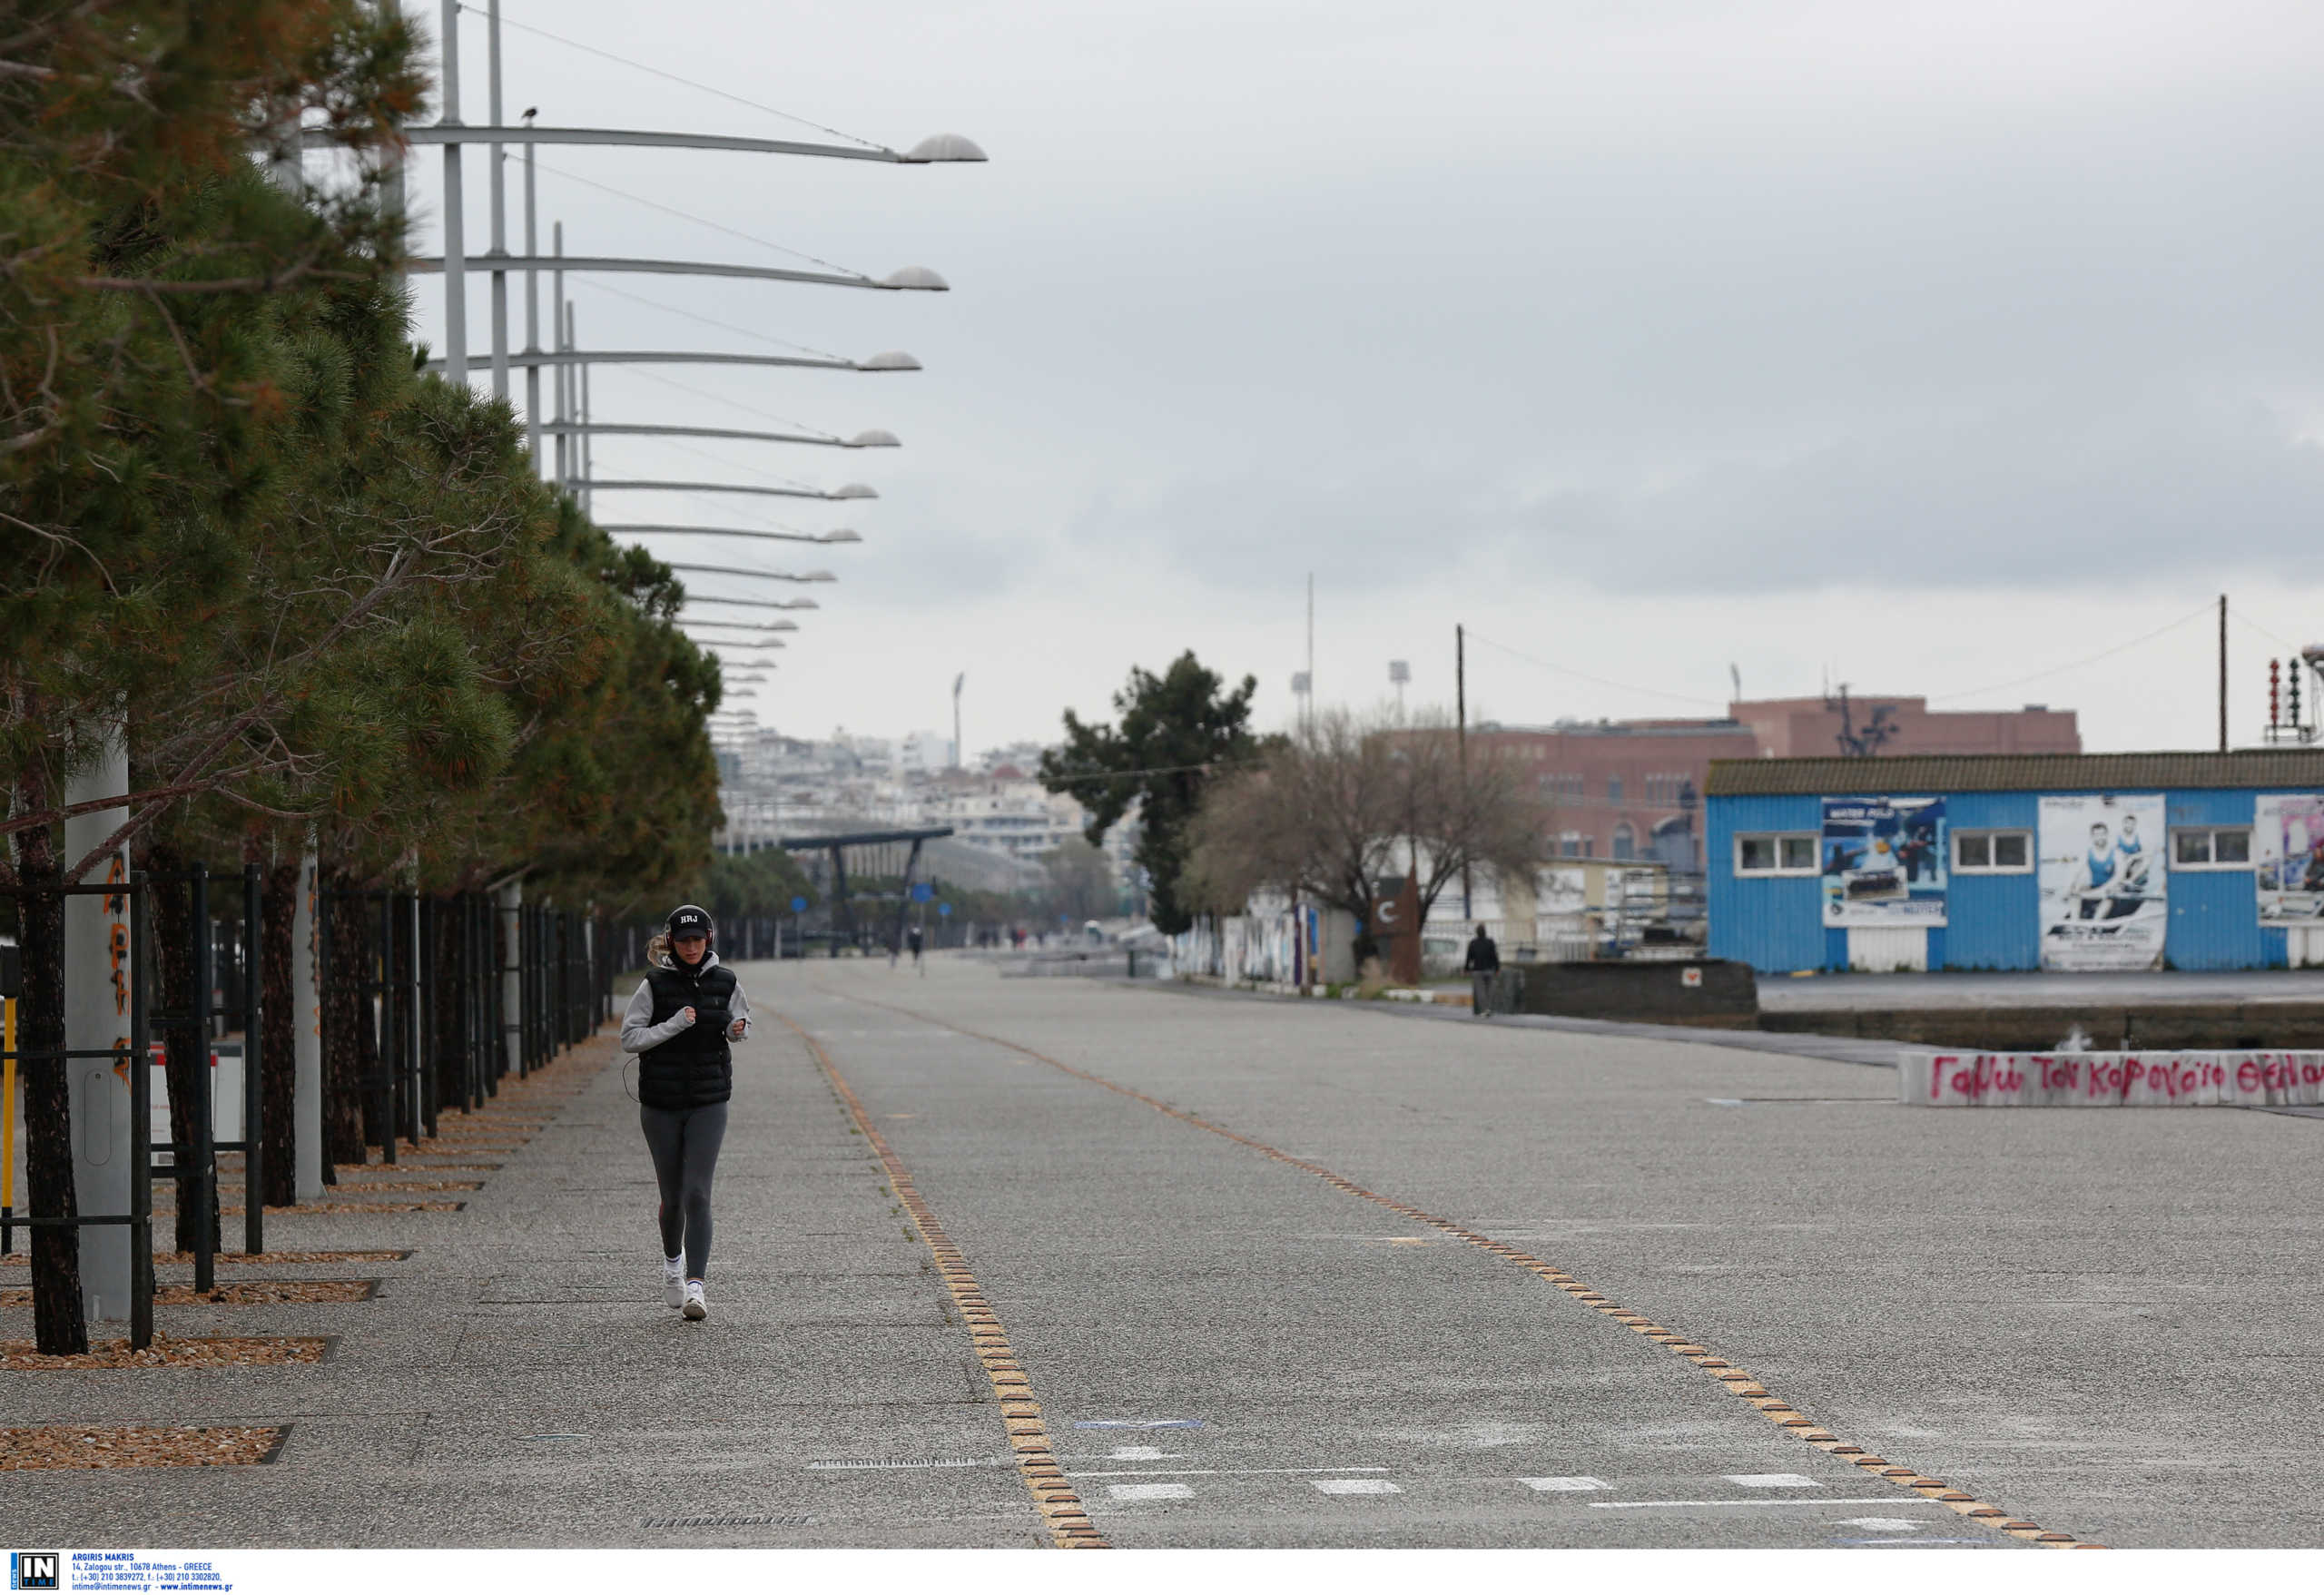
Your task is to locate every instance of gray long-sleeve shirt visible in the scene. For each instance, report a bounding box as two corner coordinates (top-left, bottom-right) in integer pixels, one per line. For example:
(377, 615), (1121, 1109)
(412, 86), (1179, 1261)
(620, 951), (753, 1054)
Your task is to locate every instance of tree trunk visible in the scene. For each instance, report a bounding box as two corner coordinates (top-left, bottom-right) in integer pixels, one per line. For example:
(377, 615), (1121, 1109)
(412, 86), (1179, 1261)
(320, 875), (369, 1173)
(13, 766), (86, 1354)
(259, 861), (299, 1208)
(144, 847), (217, 1256)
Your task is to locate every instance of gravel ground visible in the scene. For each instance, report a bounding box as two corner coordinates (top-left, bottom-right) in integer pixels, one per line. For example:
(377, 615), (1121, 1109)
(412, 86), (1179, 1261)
(0, 1425), (281, 1470)
(0, 1335), (326, 1370)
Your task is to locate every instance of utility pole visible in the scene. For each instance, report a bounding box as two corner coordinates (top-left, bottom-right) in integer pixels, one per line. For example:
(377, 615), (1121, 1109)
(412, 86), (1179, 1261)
(550, 223), (566, 483)
(2219, 593), (2229, 753)
(438, 0), (466, 386)
(1305, 573), (1315, 735)
(485, 0), (507, 400)
(1457, 622), (1471, 921)
(521, 111), (540, 466)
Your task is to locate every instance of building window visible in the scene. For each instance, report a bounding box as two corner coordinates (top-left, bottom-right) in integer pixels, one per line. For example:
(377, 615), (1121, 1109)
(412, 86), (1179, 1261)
(2171, 826), (2252, 869)
(1611, 822), (1635, 861)
(1607, 776), (1624, 802)
(1954, 830), (2033, 873)
(1558, 831), (1585, 859)
(1735, 833), (1817, 876)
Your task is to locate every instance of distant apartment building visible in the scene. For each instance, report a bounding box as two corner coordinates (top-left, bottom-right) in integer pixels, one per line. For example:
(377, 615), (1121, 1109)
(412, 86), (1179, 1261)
(900, 729), (954, 773)
(1472, 696), (2081, 867)
(924, 776), (1089, 862)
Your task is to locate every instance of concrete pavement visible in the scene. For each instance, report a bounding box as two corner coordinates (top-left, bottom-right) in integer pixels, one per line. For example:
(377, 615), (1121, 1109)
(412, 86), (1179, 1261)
(6, 954), (2321, 1547)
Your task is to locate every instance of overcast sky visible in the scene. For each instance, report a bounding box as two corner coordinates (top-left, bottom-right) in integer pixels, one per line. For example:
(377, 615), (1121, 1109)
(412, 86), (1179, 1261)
(400, 1), (2324, 755)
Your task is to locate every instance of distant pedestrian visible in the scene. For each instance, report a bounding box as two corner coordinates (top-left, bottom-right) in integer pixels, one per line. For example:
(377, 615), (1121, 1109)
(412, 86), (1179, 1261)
(888, 932), (901, 970)
(621, 904), (751, 1322)
(1464, 923), (1501, 1018)
(907, 922), (924, 973)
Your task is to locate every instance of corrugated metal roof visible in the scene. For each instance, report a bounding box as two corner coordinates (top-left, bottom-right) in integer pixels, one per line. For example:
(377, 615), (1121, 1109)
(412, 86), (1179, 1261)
(1705, 750), (2324, 796)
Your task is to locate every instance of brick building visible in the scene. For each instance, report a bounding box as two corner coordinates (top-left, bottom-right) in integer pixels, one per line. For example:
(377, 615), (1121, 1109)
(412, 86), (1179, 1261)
(1472, 696), (2081, 867)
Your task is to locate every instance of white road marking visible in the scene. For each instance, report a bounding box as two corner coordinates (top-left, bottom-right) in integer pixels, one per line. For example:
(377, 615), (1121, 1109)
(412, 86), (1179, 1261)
(1724, 1473), (1820, 1488)
(1592, 1497), (1927, 1511)
(1521, 1477), (1610, 1492)
(1837, 1518), (1929, 1531)
(1109, 1446), (1173, 1461)
(1108, 1482), (1194, 1501)
(1073, 1478), (1384, 1488)
(1835, 1539), (1993, 1547)
(1314, 1479), (1402, 1495)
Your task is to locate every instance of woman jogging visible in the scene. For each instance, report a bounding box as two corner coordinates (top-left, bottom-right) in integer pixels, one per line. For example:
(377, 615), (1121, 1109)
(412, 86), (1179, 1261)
(620, 904), (751, 1321)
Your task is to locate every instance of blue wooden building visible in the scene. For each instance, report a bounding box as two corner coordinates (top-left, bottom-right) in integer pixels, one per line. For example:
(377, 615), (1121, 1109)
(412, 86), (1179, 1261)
(1703, 752), (2324, 973)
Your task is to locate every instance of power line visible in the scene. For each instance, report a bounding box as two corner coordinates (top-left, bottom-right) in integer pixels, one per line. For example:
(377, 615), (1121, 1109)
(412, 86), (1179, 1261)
(572, 277), (847, 363)
(1464, 630), (1724, 709)
(467, 4), (889, 153)
(2230, 605), (2309, 656)
(612, 368), (845, 438)
(534, 158), (872, 286)
(1925, 598), (2218, 704)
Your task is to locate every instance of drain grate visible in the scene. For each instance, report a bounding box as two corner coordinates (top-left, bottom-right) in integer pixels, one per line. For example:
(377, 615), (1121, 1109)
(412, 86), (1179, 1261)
(641, 1513), (809, 1529)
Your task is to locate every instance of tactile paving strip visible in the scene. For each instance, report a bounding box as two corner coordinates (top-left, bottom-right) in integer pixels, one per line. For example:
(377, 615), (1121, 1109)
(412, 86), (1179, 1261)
(775, 1012), (1107, 1550)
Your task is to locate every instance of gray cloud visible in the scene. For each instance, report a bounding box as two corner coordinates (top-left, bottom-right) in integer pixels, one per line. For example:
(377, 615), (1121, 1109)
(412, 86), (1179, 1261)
(400, 0), (2324, 739)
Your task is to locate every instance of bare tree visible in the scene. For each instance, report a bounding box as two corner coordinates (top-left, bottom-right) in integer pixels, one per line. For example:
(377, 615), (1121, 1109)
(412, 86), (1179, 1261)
(1185, 706), (1549, 930)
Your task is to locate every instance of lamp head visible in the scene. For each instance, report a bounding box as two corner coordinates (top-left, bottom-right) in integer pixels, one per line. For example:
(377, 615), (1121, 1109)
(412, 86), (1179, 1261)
(879, 266), (950, 291)
(901, 133), (988, 163)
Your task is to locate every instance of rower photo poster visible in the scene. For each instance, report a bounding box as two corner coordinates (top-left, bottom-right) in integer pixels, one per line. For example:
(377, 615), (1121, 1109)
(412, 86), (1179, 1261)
(2037, 793), (2166, 970)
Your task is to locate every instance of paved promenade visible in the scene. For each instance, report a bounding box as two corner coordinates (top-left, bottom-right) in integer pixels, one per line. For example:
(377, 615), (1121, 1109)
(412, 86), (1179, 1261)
(5, 955), (2321, 1547)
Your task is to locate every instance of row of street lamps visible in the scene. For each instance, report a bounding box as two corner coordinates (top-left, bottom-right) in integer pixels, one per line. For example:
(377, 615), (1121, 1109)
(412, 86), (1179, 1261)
(405, 0), (984, 700)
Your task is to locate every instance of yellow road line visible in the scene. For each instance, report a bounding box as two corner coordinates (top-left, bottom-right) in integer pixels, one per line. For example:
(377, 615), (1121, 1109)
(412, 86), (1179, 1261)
(830, 989), (2099, 1551)
(773, 1010), (1106, 1550)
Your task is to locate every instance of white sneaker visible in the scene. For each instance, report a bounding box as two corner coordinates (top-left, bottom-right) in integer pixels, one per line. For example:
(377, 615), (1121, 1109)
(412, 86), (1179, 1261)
(663, 1256), (686, 1309)
(682, 1280), (707, 1321)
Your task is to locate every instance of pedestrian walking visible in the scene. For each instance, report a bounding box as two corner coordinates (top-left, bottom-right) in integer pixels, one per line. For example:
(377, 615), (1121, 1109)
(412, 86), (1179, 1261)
(620, 904), (751, 1322)
(907, 921), (924, 974)
(1463, 922), (1501, 1018)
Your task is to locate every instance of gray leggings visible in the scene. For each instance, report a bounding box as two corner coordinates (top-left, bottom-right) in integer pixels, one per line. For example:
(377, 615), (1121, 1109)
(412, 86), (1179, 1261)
(639, 1102), (729, 1280)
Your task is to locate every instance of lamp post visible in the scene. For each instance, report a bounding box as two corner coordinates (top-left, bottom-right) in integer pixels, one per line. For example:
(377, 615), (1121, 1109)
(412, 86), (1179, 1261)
(410, 11), (982, 392)
(587, 481), (879, 502)
(419, 349), (922, 375)
(682, 596), (821, 611)
(545, 423), (900, 450)
(665, 564), (838, 584)
(603, 526), (862, 546)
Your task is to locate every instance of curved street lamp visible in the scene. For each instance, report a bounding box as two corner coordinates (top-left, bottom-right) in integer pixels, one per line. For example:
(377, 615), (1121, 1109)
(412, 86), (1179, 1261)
(544, 423), (900, 449)
(589, 481), (878, 502)
(667, 563), (838, 583)
(421, 348), (919, 375)
(608, 525), (862, 546)
(681, 595), (821, 611)
(406, 255), (949, 292)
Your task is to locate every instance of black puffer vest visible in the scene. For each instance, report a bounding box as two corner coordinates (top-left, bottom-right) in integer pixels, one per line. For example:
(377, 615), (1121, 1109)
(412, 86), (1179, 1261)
(638, 959), (738, 1110)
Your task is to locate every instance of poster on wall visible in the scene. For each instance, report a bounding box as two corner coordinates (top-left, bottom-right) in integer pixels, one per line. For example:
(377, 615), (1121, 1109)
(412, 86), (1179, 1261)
(1820, 796), (1947, 926)
(2254, 793), (2324, 921)
(2037, 793), (2166, 969)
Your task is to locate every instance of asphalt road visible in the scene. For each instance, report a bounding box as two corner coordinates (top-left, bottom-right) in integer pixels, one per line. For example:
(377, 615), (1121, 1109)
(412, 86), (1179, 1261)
(8, 954), (2321, 1548)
